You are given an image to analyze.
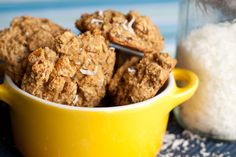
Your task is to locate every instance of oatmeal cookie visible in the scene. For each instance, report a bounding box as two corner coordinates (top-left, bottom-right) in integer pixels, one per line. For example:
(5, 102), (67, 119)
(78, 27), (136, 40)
(21, 47), (58, 98)
(76, 10), (164, 53)
(21, 31), (115, 107)
(0, 16), (64, 84)
(108, 53), (176, 106)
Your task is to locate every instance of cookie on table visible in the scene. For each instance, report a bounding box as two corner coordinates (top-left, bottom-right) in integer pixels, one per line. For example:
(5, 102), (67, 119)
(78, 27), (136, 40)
(0, 16), (64, 84)
(21, 30), (116, 107)
(108, 53), (176, 106)
(76, 10), (164, 53)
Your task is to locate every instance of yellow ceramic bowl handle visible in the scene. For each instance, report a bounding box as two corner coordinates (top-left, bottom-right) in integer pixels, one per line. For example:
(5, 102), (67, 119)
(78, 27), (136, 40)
(0, 81), (9, 103)
(167, 68), (199, 111)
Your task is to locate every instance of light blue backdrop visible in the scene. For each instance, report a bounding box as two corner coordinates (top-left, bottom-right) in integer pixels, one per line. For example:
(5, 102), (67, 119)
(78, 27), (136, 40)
(0, 0), (178, 56)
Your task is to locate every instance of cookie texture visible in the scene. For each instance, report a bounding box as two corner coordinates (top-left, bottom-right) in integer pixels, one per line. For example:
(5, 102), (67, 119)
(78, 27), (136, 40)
(0, 16), (64, 84)
(21, 31), (116, 107)
(76, 10), (164, 53)
(108, 53), (177, 106)
(0, 14), (176, 107)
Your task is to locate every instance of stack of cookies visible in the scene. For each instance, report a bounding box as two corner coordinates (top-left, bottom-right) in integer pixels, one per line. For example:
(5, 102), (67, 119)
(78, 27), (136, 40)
(0, 10), (176, 107)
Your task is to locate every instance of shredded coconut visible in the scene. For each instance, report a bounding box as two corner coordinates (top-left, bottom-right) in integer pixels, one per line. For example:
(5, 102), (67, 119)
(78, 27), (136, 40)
(128, 67), (136, 74)
(127, 17), (135, 34)
(122, 17), (135, 34)
(75, 61), (81, 65)
(80, 68), (96, 76)
(91, 18), (104, 25)
(177, 21), (236, 140)
(109, 47), (115, 51)
(98, 10), (103, 17)
(159, 130), (231, 157)
(171, 139), (184, 150)
(98, 78), (104, 88)
(122, 20), (128, 30)
(216, 143), (223, 147)
(72, 95), (79, 105)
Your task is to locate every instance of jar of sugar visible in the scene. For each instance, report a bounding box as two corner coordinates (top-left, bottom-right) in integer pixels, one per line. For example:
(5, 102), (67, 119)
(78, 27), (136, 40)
(174, 0), (236, 140)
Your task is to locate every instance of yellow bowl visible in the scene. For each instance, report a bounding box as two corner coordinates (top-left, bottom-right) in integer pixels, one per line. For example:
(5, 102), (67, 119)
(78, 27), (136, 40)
(0, 68), (198, 157)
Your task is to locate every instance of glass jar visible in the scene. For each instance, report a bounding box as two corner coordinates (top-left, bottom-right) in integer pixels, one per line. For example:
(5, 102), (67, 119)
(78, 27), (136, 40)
(174, 0), (236, 141)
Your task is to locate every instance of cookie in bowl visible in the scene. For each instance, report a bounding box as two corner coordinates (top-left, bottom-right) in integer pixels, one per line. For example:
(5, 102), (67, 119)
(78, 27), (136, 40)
(21, 30), (115, 107)
(76, 10), (164, 53)
(0, 16), (64, 84)
(109, 52), (177, 105)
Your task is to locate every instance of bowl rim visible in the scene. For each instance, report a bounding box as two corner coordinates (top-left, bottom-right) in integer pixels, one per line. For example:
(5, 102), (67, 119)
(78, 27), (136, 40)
(4, 73), (174, 112)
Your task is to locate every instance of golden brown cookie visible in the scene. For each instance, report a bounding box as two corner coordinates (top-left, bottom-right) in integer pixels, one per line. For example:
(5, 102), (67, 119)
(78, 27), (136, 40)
(21, 31), (116, 107)
(76, 10), (164, 53)
(108, 53), (176, 106)
(0, 16), (64, 84)
(21, 47), (58, 98)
